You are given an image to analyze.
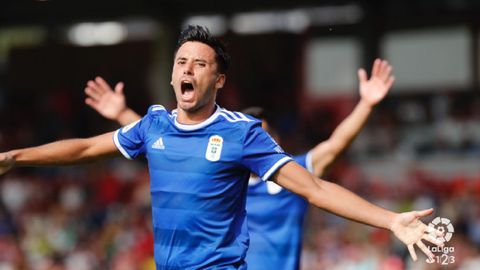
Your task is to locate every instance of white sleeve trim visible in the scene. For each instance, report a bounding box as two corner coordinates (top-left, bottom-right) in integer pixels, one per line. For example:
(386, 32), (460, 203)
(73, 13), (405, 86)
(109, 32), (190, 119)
(261, 156), (292, 181)
(113, 130), (133, 160)
(305, 151), (314, 173)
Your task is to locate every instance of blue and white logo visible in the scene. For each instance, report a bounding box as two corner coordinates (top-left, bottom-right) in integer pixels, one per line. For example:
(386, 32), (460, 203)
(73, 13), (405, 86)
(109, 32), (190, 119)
(152, 137), (165, 150)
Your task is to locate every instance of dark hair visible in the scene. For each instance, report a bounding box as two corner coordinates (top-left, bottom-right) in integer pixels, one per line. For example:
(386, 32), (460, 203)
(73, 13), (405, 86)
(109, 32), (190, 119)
(242, 106), (279, 137)
(242, 106), (268, 121)
(175, 25), (231, 74)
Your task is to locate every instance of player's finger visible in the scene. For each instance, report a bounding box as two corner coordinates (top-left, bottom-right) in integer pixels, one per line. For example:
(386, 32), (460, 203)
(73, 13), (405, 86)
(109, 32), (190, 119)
(0, 154), (14, 175)
(422, 233), (444, 247)
(85, 87), (101, 101)
(385, 76), (395, 93)
(379, 59), (389, 72)
(114, 82), (124, 94)
(86, 80), (105, 96)
(85, 97), (99, 109)
(415, 208), (434, 218)
(417, 240), (434, 260)
(357, 68), (368, 84)
(408, 244), (417, 261)
(379, 64), (393, 82)
(377, 60), (386, 77)
(371, 58), (381, 76)
(95, 76), (114, 93)
(385, 76), (395, 91)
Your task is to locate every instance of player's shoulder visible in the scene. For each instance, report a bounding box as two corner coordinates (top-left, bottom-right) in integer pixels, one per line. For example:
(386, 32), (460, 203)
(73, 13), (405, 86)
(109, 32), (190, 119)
(147, 104), (167, 115)
(145, 104), (173, 121)
(217, 106), (259, 127)
(215, 107), (265, 142)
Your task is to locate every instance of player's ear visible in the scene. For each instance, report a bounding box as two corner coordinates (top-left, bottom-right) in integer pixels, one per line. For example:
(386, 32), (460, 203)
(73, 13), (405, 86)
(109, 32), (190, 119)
(215, 74), (226, 89)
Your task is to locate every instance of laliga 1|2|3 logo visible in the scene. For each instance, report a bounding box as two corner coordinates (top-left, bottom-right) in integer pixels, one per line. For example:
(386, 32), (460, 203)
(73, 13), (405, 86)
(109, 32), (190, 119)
(426, 217), (455, 265)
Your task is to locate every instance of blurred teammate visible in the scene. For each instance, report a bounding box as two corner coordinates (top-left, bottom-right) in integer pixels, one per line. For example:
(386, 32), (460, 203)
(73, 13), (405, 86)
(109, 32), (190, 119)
(0, 25), (443, 269)
(85, 59), (395, 269)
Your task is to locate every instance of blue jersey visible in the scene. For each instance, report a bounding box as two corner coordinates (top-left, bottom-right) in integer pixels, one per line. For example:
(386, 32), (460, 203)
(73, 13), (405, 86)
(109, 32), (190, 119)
(245, 153), (312, 270)
(113, 105), (292, 269)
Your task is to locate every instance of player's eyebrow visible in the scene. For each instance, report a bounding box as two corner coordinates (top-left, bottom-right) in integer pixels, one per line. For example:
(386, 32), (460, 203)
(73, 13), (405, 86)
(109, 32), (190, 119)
(194, 58), (207, 63)
(175, 57), (209, 64)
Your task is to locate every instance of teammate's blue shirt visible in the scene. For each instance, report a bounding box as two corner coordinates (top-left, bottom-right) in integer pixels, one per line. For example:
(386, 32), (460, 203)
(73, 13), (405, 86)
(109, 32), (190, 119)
(113, 104), (292, 269)
(245, 152), (312, 270)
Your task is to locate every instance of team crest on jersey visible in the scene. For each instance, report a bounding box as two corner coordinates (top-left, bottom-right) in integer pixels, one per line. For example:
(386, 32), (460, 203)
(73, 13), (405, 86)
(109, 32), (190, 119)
(205, 135), (223, 162)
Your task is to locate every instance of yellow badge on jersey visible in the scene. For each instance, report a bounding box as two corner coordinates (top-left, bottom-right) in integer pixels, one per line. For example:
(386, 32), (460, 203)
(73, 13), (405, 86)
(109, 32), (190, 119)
(205, 135), (223, 162)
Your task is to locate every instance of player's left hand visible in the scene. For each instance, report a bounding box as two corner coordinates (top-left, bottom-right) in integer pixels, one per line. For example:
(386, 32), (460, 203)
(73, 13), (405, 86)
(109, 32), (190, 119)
(390, 208), (444, 261)
(0, 153), (14, 175)
(358, 58), (395, 107)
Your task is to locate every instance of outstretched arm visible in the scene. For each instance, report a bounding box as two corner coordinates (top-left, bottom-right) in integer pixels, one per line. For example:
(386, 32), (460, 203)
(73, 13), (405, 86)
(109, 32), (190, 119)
(272, 161), (443, 261)
(0, 132), (120, 175)
(309, 58), (394, 177)
(85, 77), (142, 125)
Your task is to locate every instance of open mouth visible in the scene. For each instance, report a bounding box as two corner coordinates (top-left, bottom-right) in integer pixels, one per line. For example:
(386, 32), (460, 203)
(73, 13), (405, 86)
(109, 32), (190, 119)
(180, 81), (195, 100)
(181, 81), (194, 93)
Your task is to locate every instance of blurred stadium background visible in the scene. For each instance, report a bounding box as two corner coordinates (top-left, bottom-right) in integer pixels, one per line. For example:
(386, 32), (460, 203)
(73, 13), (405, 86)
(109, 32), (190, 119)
(1, 0), (480, 269)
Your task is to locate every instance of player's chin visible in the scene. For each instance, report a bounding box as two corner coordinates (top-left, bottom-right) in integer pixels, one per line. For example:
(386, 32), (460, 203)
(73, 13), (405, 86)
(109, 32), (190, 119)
(178, 102), (198, 112)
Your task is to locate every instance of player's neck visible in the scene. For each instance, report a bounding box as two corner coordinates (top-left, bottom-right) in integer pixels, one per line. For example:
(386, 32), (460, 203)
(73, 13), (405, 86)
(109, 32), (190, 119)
(176, 103), (217, 125)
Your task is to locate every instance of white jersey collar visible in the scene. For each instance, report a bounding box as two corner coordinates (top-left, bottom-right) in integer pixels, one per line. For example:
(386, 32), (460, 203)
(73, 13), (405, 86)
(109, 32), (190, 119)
(173, 105), (221, 131)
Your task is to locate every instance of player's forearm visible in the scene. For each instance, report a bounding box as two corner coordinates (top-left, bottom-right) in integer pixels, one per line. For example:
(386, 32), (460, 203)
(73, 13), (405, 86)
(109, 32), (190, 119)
(308, 179), (397, 230)
(8, 133), (118, 167)
(10, 140), (95, 166)
(117, 108), (142, 126)
(275, 162), (397, 230)
(310, 100), (373, 176)
(328, 99), (372, 150)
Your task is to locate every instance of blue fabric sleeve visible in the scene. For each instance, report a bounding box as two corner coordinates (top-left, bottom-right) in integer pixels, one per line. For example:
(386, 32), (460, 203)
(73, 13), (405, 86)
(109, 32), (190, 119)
(241, 121), (292, 181)
(113, 107), (158, 159)
(293, 151), (313, 173)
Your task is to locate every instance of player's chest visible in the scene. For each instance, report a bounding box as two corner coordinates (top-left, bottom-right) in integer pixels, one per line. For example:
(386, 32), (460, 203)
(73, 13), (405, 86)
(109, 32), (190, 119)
(144, 131), (242, 163)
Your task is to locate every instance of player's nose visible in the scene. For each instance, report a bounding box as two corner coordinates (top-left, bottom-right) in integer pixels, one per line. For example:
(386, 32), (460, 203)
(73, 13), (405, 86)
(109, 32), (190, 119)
(183, 62), (194, 75)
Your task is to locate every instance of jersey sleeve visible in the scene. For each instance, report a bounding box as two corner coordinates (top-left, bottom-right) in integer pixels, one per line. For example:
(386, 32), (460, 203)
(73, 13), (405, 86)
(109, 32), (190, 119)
(241, 121), (292, 181)
(113, 105), (159, 159)
(292, 151), (314, 173)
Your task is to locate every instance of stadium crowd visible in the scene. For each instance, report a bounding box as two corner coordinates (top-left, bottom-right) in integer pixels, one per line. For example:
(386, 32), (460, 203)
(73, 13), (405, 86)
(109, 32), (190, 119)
(0, 85), (478, 269)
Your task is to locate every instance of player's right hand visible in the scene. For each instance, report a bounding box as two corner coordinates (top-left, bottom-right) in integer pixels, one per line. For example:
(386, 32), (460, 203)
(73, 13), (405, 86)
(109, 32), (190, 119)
(0, 153), (14, 175)
(85, 76), (127, 121)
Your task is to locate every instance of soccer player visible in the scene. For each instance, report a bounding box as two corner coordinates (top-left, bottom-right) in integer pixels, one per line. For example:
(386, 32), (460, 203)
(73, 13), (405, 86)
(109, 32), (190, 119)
(0, 25), (442, 269)
(84, 58), (395, 270)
